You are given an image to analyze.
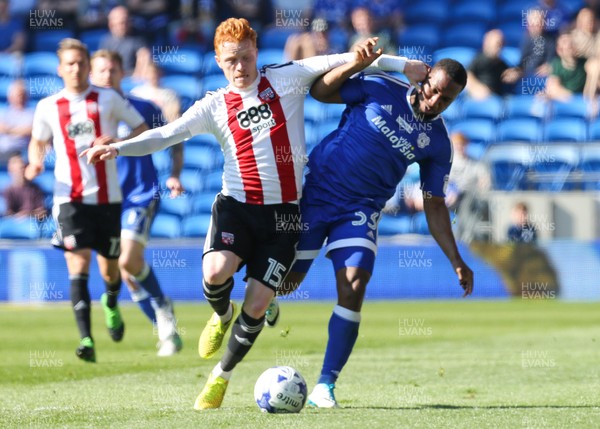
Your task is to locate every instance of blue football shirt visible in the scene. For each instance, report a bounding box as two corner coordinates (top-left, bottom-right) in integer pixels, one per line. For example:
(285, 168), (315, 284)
(306, 72), (453, 210)
(117, 95), (165, 209)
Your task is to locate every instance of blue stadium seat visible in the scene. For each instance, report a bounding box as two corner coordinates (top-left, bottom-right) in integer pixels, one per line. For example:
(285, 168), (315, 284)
(0, 78), (13, 102)
(0, 171), (11, 190)
(551, 96), (591, 119)
(185, 134), (219, 147)
(151, 150), (171, 175)
(461, 96), (504, 121)
(203, 171), (222, 192)
(404, 0), (450, 25)
(589, 119), (600, 141)
(377, 213), (412, 236)
(528, 145), (580, 191)
(398, 25), (441, 53)
(322, 103), (346, 120)
(182, 214), (212, 237)
(31, 30), (74, 52)
(451, 2), (496, 25)
(80, 29), (109, 51)
(544, 118), (587, 142)
(23, 52), (60, 76)
(158, 195), (191, 218)
(32, 171), (54, 195)
(121, 76), (140, 93)
(202, 51), (221, 76)
(486, 144), (531, 191)
(580, 146), (600, 190)
(450, 119), (496, 146)
(201, 74), (229, 94)
(504, 95), (547, 120)
(0, 216), (40, 239)
(183, 145), (219, 170)
(315, 119), (340, 141)
(0, 53), (21, 77)
(259, 28), (296, 50)
(500, 46), (521, 68)
(497, 118), (542, 143)
(441, 97), (463, 123)
(258, 49), (284, 67)
(441, 24), (488, 50)
(498, 1), (529, 25)
(498, 21), (526, 48)
(159, 48), (203, 75)
(160, 75), (202, 99)
(177, 168), (204, 194)
(149, 213), (181, 238)
(432, 47), (477, 69)
(191, 192), (216, 214)
(304, 96), (323, 123)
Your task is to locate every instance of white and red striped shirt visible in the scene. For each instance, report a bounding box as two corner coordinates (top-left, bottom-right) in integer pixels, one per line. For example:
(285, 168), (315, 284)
(32, 86), (144, 205)
(181, 53), (354, 205)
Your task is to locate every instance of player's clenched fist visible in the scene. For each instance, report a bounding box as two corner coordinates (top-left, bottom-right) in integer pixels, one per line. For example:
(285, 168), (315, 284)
(404, 60), (430, 92)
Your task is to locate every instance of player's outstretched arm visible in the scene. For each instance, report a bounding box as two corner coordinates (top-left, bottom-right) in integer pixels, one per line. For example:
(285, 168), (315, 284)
(423, 195), (474, 297)
(310, 38), (382, 103)
(81, 119), (192, 164)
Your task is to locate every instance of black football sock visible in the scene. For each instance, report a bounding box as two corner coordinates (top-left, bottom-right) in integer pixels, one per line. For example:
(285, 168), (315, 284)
(220, 310), (264, 372)
(105, 275), (122, 308)
(203, 277), (234, 316)
(70, 274), (91, 339)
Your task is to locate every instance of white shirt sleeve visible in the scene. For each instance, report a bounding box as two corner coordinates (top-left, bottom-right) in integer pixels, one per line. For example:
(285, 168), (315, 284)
(31, 99), (52, 142)
(112, 94), (217, 156)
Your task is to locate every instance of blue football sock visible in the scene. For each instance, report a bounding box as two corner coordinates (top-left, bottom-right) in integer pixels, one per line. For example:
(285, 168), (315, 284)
(318, 305), (361, 386)
(130, 287), (156, 324)
(134, 263), (166, 309)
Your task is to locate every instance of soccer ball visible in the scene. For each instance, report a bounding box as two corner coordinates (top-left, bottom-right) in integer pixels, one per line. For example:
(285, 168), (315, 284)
(254, 366), (308, 413)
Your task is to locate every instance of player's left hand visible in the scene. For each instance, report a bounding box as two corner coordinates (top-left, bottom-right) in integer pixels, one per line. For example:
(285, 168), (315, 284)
(166, 176), (184, 198)
(352, 37), (383, 67)
(455, 263), (474, 297)
(404, 60), (430, 93)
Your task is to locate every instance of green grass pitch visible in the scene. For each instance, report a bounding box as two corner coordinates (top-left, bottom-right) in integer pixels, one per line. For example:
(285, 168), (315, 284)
(1, 300), (599, 428)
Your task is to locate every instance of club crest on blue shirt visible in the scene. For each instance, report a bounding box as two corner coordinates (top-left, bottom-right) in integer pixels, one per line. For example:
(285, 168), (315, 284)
(417, 132), (430, 149)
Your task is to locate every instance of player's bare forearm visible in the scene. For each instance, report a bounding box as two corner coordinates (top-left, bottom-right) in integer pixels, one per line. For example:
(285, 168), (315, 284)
(25, 138), (47, 180)
(423, 195), (474, 296)
(310, 38), (382, 103)
(170, 143), (183, 178)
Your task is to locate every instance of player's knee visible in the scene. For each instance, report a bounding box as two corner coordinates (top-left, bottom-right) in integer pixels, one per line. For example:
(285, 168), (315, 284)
(203, 254), (237, 285)
(118, 253), (143, 275)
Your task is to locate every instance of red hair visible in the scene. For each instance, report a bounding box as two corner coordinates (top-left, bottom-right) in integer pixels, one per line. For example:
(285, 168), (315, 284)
(214, 18), (257, 55)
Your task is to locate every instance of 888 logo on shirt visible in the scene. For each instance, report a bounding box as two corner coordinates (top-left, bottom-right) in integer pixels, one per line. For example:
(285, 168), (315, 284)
(236, 103), (276, 133)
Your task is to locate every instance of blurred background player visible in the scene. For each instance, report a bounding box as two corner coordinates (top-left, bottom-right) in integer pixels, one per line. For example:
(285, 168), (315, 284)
(0, 80), (34, 162)
(466, 29), (512, 100)
(508, 202), (538, 244)
(89, 49), (183, 357)
(280, 57), (473, 407)
(25, 38), (148, 362)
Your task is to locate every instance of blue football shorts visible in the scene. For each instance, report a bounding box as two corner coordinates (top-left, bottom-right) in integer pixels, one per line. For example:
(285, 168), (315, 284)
(292, 195), (380, 275)
(120, 199), (158, 246)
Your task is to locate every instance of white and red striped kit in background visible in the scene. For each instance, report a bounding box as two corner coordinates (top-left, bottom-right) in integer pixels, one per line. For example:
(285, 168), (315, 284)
(31, 86), (144, 205)
(180, 54), (354, 205)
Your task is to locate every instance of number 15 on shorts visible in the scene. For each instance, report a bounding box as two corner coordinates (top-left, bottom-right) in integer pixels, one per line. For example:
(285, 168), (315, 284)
(263, 257), (286, 288)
